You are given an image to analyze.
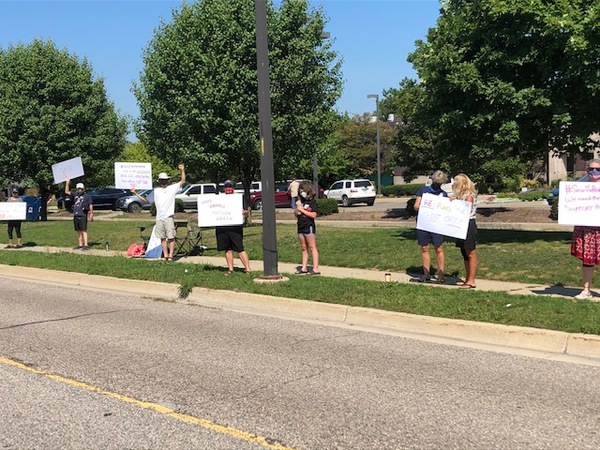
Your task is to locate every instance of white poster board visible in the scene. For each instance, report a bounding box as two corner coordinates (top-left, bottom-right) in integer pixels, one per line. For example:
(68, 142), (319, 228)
(52, 157), (84, 184)
(198, 194), (243, 227)
(0, 202), (27, 220)
(416, 193), (471, 240)
(558, 181), (600, 226)
(115, 162), (152, 190)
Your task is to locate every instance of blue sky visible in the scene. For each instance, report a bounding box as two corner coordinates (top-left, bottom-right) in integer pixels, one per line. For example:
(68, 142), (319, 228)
(0, 0), (440, 136)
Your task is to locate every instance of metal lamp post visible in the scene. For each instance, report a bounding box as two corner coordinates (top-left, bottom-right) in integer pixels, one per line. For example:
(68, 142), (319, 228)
(367, 93), (381, 195)
(255, 0), (278, 277)
(312, 31), (331, 196)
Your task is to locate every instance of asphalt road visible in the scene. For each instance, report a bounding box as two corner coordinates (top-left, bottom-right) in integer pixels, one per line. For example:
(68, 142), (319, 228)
(1, 279), (598, 449)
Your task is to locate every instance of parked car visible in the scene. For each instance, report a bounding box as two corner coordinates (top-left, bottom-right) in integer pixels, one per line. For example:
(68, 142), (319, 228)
(324, 179), (376, 207)
(175, 183), (218, 209)
(234, 181), (262, 194)
(115, 189), (153, 213)
(250, 182), (290, 210)
(57, 187), (130, 211)
(546, 175), (589, 205)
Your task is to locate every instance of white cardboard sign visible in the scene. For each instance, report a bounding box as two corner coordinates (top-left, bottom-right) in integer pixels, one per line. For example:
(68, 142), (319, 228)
(416, 193), (471, 240)
(115, 162), (152, 190)
(52, 157), (84, 184)
(197, 194), (243, 227)
(0, 202), (27, 220)
(558, 181), (600, 226)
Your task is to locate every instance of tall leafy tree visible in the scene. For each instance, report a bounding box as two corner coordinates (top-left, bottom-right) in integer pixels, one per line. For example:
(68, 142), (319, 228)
(0, 39), (127, 220)
(406, 0), (600, 180)
(133, 0), (342, 190)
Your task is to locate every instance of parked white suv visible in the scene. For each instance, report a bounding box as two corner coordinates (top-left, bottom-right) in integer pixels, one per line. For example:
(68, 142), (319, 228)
(324, 179), (376, 207)
(175, 183), (218, 209)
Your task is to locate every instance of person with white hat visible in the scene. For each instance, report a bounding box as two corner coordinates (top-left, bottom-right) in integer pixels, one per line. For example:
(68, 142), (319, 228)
(6, 188), (24, 249)
(64, 179), (93, 250)
(132, 163), (186, 261)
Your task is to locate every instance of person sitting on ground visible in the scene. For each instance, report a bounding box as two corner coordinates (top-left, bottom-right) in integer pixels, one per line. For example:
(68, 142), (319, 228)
(132, 164), (186, 261)
(413, 170), (449, 283)
(65, 180), (93, 250)
(215, 180), (251, 275)
(6, 188), (24, 249)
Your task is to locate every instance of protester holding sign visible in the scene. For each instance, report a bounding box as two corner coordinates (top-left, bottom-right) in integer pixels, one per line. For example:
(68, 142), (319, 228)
(570, 159), (600, 300)
(6, 188), (23, 249)
(451, 174), (478, 289)
(132, 164), (186, 261)
(215, 180), (251, 275)
(65, 180), (93, 250)
(413, 170), (448, 283)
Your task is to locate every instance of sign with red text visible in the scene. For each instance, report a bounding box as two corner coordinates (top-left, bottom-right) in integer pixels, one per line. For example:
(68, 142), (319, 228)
(115, 162), (152, 189)
(558, 181), (600, 226)
(416, 193), (471, 239)
(197, 194), (243, 227)
(0, 202), (27, 220)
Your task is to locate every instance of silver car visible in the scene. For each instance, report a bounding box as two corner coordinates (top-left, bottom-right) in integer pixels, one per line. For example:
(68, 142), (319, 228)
(115, 189), (153, 213)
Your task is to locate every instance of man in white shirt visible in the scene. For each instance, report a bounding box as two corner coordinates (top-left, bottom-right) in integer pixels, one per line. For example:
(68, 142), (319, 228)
(133, 164), (185, 261)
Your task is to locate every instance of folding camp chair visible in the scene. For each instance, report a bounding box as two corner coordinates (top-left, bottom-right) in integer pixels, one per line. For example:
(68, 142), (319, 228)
(175, 219), (205, 256)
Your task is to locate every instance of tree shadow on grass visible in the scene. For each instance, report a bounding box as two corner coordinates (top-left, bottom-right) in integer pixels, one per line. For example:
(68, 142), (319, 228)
(390, 227), (571, 245)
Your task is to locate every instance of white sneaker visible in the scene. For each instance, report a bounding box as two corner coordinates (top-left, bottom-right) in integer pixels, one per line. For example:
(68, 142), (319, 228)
(574, 290), (593, 300)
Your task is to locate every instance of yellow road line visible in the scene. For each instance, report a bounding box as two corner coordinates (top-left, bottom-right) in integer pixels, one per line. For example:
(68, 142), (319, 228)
(0, 356), (299, 450)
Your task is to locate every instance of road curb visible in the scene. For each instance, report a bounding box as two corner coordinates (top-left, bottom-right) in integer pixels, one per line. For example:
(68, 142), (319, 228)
(2, 264), (598, 361)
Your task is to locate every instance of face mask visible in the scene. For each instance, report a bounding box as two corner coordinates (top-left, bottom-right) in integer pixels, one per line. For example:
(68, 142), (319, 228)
(300, 192), (307, 199)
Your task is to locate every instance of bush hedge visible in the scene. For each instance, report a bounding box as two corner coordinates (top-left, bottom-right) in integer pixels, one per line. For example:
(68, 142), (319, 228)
(381, 184), (422, 197)
(150, 198), (185, 216)
(317, 198), (339, 216)
(517, 190), (551, 201)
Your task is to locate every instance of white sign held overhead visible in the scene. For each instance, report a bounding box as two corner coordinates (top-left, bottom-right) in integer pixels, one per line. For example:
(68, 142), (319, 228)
(197, 194), (244, 227)
(0, 202), (27, 221)
(52, 157), (85, 184)
(115, 162), (153, 190)
(558, 181), (600, 226)
(416, 193), (471, 240)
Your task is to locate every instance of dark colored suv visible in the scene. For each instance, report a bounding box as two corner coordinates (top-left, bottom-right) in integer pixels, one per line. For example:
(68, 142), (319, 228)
(58, 187), (130, 211)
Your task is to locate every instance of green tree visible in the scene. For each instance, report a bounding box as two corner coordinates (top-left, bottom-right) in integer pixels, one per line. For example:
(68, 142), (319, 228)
(0, 39), (127, 220)
(133, 0), (342, 192)
(406, 0), (600, 180)
(119, 142), (173, 184)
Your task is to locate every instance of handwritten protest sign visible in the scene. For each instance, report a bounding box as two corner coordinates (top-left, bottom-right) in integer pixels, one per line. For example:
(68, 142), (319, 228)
(197, 194), (243, 227)
(115, 162), (152, 189)
(52, 157), (84, 184)
(416, 193), (471, 240)
(0, 202), (27, 220)
(558, 181), (600, 226)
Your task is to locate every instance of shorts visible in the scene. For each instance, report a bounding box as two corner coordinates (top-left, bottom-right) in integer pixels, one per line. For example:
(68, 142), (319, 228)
(297, 224), (316, 236)
(73, 215), (88, 232)
(156, 217), (176, 240)
(416, 229), (444, 247)
(216, 226), (244, 252)
(455, 219), (477, 252)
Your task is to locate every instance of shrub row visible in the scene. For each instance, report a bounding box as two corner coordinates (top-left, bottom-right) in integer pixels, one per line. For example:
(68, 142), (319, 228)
(317, 198), (339, 216)
(381, 184), (422, 197)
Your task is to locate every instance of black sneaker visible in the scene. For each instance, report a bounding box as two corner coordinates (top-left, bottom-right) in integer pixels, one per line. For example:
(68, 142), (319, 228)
(73, 246), (82, 250)
(81, 246), (90, 251)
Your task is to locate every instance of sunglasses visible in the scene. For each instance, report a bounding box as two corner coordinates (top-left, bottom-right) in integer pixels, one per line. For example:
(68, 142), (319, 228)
(588, 168), (600, 175)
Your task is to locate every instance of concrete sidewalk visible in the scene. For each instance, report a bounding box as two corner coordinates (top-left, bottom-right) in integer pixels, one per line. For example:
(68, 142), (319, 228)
(2, 245), (599, 364)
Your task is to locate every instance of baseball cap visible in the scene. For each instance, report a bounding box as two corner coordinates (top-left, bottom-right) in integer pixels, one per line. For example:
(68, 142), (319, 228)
(158, 172), (170, 180)
(223, 180), (234, 187)
(76, 183), (84, 189)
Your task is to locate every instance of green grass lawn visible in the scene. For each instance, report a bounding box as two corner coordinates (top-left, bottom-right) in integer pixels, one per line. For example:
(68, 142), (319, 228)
(1, 217), (598, 335)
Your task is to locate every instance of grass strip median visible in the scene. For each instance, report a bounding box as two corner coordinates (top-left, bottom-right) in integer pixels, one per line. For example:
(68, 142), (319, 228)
(1, 250), (599, 335)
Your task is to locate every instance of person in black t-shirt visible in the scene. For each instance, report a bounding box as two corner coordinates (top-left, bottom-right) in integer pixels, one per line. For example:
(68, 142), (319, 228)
(294, 181), (320, 275)
(65, 180), (93, 250)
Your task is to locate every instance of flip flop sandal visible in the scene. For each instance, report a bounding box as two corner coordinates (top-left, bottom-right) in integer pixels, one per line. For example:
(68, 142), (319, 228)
(294, 269), (308, 275)
(458, 283), (476, 289)
(224, 270), (233, 276)
(416, 276), (431, 283)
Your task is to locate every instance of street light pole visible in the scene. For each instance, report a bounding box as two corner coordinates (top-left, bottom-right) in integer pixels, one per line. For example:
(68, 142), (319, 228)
(367, 94), (381, 195)
(312, 31), (330, 197)
(255, 0), (278, 277)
